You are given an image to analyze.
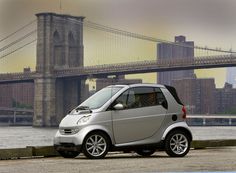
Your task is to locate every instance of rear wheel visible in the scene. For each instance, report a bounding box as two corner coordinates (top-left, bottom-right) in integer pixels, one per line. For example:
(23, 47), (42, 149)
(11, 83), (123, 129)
(58, 151), (79, 158)
(136, 149), (156, 157)
(165, 130), (190, 157)
(83, 132), (110, 159)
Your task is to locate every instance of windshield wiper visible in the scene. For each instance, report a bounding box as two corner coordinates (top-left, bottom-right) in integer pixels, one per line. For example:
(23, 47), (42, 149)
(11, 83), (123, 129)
(75, 106), (92, 113)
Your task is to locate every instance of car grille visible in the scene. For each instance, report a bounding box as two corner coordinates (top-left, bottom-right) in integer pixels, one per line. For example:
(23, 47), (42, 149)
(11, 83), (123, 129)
(59, 128), (79, 135)
(64, 129), (72, 134)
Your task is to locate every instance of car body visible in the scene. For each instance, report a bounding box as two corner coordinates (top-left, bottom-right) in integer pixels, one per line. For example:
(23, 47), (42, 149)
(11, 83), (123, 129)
(54, 83), (192, 159)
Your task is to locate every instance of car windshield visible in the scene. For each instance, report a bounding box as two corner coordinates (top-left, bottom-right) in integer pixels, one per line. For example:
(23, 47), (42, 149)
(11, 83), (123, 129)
(79, 86), (123, 109)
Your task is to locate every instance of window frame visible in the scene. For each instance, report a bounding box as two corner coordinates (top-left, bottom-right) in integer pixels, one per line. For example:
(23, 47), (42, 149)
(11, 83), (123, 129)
(108, 86), (167, 110)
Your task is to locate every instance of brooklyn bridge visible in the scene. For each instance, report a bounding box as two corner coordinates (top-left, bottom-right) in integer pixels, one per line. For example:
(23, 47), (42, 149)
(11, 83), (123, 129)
(0, 13), (235, 126)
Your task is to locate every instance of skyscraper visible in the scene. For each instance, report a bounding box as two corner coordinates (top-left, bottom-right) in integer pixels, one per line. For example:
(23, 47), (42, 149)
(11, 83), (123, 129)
(172, 77), (216, 114)
(157, 36), (194, 85)
(0, 68), (34, 108)
(226, 67), (236, 88)
(215, 82), (236, 113)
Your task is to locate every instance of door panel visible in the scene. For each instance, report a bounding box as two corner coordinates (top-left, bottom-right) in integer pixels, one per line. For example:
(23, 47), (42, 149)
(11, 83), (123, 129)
(111, 87), (167, 144)
(112, 105), (166, 144)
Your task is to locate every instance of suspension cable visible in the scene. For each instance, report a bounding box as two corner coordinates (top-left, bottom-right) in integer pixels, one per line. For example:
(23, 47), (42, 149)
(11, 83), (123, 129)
(85, 21), (235, 54)
(66, 18), (235, 54)
(0, 20), (36, 43)
(0, 30), (37, 52)
(0, 39), (36, 60)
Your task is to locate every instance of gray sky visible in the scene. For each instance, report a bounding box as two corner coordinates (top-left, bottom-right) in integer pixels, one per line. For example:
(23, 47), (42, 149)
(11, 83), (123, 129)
(0, 0), (235, 86)
(1, 0), (235, 47)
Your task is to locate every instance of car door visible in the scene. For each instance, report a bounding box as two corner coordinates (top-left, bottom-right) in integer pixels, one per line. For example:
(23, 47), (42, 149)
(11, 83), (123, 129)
(111, 87), (167, 144)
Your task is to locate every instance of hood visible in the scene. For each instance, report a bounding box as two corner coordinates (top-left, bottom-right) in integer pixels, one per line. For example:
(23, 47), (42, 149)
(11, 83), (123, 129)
(59, 111), (91, 128)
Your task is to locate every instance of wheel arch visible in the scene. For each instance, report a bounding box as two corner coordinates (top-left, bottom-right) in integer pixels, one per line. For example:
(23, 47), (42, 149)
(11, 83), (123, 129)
(161, 122), (192, 141)
(83, 129), (113, 148)
(78, 124), (114, 145)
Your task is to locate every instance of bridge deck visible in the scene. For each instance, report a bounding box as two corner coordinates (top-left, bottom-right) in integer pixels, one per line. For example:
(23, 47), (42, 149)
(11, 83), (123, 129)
(0, 54), (236, 83)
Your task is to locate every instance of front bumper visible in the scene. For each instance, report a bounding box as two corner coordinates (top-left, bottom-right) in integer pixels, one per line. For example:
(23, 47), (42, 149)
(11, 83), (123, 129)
(54, 129), (85, 146)
(54, 143), (82, 152)
(53, 130), (83, 152)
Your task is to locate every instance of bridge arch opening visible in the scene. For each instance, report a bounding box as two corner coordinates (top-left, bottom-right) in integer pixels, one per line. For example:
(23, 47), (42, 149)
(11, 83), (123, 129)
(53, 30), (64, 66)
(68, 31), (78, 66)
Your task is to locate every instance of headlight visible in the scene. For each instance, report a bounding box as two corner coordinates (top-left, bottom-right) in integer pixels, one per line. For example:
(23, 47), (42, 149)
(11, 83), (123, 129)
(59, 129), (64, 134)
(71, 128), (80, 134)
(77, 115), (91, 124)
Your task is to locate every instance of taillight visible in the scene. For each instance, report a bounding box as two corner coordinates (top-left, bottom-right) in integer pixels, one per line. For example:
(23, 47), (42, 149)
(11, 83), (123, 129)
(182, 106), (187, 119)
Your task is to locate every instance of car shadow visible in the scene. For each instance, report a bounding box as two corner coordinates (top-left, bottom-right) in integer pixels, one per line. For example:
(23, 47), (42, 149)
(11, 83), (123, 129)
(76, 152), (171, 160)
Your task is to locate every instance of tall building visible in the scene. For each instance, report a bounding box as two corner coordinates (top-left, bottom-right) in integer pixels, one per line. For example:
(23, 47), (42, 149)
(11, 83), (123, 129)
(0, 84), (12, 107)
(171, 77), (215, 114)
(0, 83), (34, 108)
(157, 36), (194, 85)
(0, 68), (34, 108)
(226, 67), (236, 88)
(215, 83), (236, 113)
(171, 78), (196, 113)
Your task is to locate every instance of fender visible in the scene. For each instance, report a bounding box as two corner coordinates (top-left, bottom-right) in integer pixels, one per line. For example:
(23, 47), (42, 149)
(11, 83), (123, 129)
(161, 122), (192, 141)
(76, 124), (115, 145)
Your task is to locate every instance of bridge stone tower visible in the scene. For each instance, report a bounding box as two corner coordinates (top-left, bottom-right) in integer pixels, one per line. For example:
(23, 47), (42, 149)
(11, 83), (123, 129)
(34, 13), (85, 127)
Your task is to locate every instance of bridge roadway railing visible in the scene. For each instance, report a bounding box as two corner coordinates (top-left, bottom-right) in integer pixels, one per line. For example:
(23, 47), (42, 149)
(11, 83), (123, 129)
(0, 107), (33, 125)
(0, 72), (36, 82)
(0, 54), (236, 81)
(0, 107), (33, 113)
(55, 54), (236, 77)
(187, 114), (236, 126)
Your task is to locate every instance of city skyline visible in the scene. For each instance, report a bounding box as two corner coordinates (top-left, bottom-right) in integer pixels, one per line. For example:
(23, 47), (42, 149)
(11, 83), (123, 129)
(0, 0), (236, 87)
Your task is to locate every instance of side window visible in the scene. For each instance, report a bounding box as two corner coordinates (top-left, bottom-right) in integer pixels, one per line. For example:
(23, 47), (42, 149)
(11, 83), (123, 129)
(129, 87), (157, 108)
(155, 87), (166, 105)
(112, 90), (129, 108)
(127, 90), (135, 108)
(112, 87), (167, 110)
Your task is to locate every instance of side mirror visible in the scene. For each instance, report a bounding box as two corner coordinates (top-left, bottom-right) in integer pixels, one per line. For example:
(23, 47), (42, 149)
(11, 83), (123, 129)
(161, 100), (168, 109)
(113, 103), (124, 110)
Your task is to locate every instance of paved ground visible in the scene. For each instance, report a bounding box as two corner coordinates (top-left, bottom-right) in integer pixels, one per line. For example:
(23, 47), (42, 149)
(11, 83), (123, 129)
(0, 147), (235, 173)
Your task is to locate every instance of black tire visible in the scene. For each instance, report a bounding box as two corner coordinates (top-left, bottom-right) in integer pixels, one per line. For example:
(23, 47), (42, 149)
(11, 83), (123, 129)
(136, 148), (156, 157)
(165, 130), (190, 157)
(58, 151), (79, 158)
(83, 132), (110, 159)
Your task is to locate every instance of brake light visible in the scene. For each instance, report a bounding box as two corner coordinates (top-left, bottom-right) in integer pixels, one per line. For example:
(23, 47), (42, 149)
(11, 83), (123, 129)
(182, 106), (187, 119)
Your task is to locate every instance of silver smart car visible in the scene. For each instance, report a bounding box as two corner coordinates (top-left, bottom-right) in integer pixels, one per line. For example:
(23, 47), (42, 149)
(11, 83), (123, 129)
(54, 84), (192, 159)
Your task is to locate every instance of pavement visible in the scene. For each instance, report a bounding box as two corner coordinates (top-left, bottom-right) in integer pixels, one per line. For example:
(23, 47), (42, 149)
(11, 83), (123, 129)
(0, 147), (235, 173)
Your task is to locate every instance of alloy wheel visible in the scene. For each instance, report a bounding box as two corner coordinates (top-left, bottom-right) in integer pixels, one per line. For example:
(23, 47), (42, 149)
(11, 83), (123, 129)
(169, 133), (188, 155)
(85, 134), (107, 157)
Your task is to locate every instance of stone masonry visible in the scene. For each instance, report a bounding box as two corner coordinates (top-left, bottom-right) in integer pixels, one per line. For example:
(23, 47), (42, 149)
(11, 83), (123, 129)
(34, 13), (85, 126)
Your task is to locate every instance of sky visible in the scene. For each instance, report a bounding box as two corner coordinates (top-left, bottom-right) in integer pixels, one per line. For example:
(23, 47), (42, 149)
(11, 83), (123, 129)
(0, 0), (236, 88)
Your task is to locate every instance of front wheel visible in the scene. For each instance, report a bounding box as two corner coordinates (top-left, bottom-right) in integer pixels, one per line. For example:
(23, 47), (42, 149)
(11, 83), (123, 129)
(136, 149), (156, 157)
(165, 130), (190, 157)
(58, 151), (79, 158)
(83, 132), (110, 159)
